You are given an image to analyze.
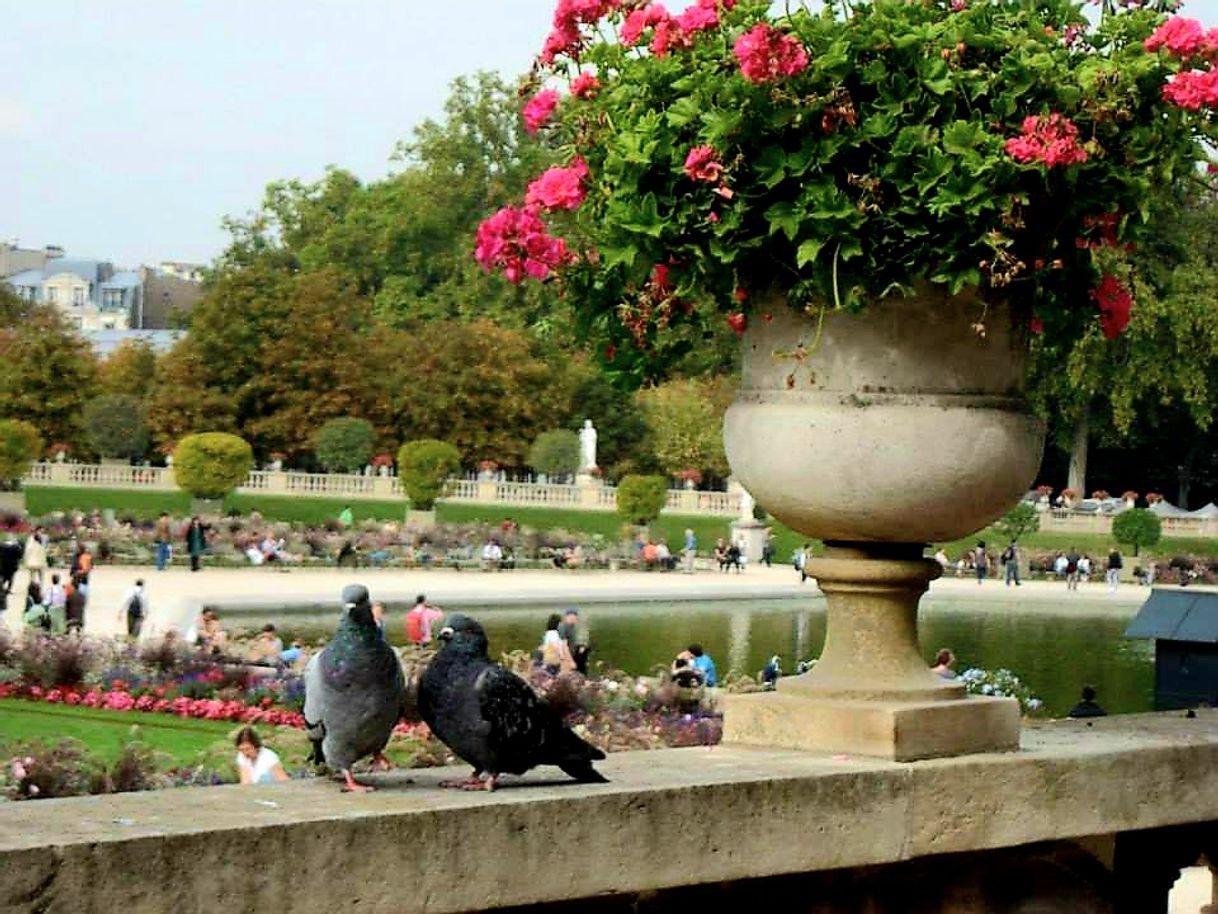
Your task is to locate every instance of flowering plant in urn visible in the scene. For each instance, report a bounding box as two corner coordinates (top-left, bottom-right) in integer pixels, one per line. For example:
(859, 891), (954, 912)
(477, 0), (1218, 377)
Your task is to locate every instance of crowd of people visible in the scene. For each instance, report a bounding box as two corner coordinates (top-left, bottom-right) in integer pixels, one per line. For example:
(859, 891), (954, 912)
(930, 542), (1135, 592)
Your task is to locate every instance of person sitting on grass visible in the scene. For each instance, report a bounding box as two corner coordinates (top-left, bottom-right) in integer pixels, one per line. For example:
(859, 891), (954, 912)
(1067, 685), (1107, 719)
(234, 727), (290, 784)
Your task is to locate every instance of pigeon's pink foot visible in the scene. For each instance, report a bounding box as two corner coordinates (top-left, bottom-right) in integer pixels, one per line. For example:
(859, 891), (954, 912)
(341, 770), (375, 793)
(482, 775), (499, 792)
(439, 772), (485, 790)
(370, 752), (393, 772)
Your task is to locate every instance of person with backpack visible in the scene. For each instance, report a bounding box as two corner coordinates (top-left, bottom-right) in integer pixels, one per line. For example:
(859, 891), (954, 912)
(1106, 549), (1123, 593)
(23, 581), (49, 632)
(405, 594), (443, 645)
(117, 579), (147, 639)
(1001, 541), (1021, 587)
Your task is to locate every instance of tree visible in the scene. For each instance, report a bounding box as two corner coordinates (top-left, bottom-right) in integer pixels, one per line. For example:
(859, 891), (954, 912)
(398, 440), (461, 510)
(82, 395), (150, 461)
(99, 340), (158, 399)
(377, 321), (553, 467)
(1112, 508), (1163, 557)
(0, 419), (42, 489)
(528, 429), (581, 479)
(314, 417), (378, 473)
(147, 339), (239, 450)
(0, 306), (98, 450)
(616, 475), (668, 526)
(992, 503), (1040, 543)
(173, 433), (254, 499)
(636, 377), (733, 479)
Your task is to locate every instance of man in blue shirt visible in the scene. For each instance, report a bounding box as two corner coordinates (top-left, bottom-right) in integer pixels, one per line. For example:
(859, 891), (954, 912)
(683, 528), (697, 574)
(688, 644), (717, 687)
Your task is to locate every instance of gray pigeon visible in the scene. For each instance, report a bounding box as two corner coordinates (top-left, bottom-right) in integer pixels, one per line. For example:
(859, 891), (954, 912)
(419, 613), (608, 791)
(303, 584), (406, 792)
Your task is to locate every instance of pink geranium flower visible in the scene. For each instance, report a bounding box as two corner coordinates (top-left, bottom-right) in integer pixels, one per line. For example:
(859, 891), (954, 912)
(621, 3), (670, 46)
(1004, 114), (1088, 167)
(1144, 17), (1216, 57)
(683, 145), (724, 183)
(522, 89), (560, 134)
(475, 205), (571, 283)
(733, 23), (809, 83)
(1090, 273), (1133, 339)
(1162, 69), (1218, 109)
(571, 71), (601, 99)
(525, 158), (589, 211)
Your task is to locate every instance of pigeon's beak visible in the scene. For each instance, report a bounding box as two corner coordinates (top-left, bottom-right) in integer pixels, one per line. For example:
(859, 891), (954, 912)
(438, 626), (454, 643)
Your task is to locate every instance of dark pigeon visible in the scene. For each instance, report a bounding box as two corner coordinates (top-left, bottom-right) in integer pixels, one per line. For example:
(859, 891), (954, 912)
(303, 584), (406, 792)
(419, 613), (608, 791)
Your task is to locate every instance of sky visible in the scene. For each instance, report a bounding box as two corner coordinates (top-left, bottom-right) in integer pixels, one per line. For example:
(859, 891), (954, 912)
(2, 0), (557, 267)
(6, 0), (1218, 268)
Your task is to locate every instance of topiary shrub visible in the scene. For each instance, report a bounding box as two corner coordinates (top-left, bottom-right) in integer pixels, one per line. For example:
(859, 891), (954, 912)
(82, 394), (150, 461)
(528, 429), (581, 479)
(1112, 508), (1162, 557)
(397, 439), (461, 510)
(0, 419), (42, 490)
(616, 474), (668, 526)
(173, 433), (254, 499)
(314, 416), (377, 473)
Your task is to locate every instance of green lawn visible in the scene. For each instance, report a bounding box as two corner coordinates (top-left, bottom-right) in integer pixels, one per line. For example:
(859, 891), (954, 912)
(25, 487), (192, 519)
(0, 699), (237, 765)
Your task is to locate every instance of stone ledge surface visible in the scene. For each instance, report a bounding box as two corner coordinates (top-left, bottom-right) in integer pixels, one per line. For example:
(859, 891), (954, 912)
(3, 712), (1218, 914)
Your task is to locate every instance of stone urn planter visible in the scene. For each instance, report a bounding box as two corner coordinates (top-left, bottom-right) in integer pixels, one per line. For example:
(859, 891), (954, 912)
(722, 287), (1044, 760)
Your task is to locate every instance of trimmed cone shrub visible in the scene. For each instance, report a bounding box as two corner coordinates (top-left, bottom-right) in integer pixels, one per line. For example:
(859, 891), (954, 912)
(173, 433), (254, 499)
(398, 440), (461, 510)
(314, 417), (377, 473)
(616, 474), (668, 526)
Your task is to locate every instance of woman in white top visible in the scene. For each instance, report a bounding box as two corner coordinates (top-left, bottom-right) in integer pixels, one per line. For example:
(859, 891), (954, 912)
(234, 727), (290, 784)
(23, 528), (47, 586)
(539, 612), (574, 675)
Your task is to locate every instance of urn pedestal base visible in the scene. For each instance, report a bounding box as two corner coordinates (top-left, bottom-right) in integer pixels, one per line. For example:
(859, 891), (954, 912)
(722, 542), (1022, 760)
(722, 691), (1021, 761)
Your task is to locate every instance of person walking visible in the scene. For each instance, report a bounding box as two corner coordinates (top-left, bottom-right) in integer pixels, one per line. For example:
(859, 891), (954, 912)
(682, 528), (697, 574)
(118, 579), (147, 639)
(1001, 540), (1021, 587)
(22, 527), (47, 587)
(1106, 548), (1123, 593)
(1065, 546), (1082, 591)
(153, 512), (173, 571)
(761, 528), (775, 568)
(186, 517), (206, 572)
(559, 608), (591, 674)
(539, 612), (575, 675)
(973, 541), (987, 584)
(64, 574), (87, 634)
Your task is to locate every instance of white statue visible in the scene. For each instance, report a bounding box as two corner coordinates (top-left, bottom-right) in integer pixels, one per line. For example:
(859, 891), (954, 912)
(578, 419), (598, 471)
(739, 486), (756, 523)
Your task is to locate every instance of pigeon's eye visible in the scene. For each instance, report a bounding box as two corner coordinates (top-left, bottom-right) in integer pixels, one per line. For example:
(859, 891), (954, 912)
(439, 627), (454, 640)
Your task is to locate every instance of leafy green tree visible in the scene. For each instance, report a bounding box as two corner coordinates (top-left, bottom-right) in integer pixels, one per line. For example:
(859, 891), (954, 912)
(637, 377), (732, 479)
(616, 475), (668, 526)
(1111, 508), (1163, 557)
(0, 306), (98, 450)
(398, 439), (461, 510)
(173, 433), (254, 499)
(992, 503), (1040, 543)
(82, 395), (150, 461)
(147, 339), (239, 450)
(99, 339), (158, 399)
(529, 430), (581, 479)
(377, 321), (553, 467)
(0, 284), (30, 326)
(314, 417), (378, 473)
(0, 419), (42, 489)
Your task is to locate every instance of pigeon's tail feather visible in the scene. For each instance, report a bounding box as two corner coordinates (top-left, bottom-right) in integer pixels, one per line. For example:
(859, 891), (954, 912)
(559, 759), (609, 783)
(547, 724), (606, 766)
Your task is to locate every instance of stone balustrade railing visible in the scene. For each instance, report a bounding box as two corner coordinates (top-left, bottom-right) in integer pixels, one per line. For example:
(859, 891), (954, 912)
(19, 461), (742, 517)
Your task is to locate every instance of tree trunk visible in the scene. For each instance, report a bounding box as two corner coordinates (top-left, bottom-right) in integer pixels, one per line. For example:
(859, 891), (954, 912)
(1067, 405), (1089, 496)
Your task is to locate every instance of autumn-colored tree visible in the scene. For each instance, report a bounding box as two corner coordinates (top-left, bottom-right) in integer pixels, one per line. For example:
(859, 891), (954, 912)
(0, 306), (98, 450)
(377, 321), (553, 467)
(147, 339), (239, 450)
(636, 377), (733, 480)
(99, 339), (158, 399)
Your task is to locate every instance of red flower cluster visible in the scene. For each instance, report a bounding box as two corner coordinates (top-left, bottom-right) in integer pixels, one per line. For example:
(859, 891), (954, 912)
(571, 71), (601, 99)
(525, 158), (589, 211)
(475, 206), (571, 284)
(1144, 17), (1218, 57)
(1004, 114), (1088, 168)
(1090, 273), (1133, 340)
(683, 145), (724, 183)
(1162, 70), (1218, 110)
(541, 0), (620, 64)
(733, 23), (809, 84)
(621, 0), (732, 58)
(523, 89), (560, 134)
(2, 684), (308, 728)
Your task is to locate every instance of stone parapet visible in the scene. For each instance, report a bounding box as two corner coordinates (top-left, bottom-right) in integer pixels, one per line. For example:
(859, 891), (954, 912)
(3, 713), (1218, 913)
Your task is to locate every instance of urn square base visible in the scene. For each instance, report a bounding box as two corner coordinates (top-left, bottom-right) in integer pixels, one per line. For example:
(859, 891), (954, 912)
(721, 691), (1022, 762)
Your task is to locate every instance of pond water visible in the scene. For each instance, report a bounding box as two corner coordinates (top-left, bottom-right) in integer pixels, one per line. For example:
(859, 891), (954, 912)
(254, 595), (1154, 718)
